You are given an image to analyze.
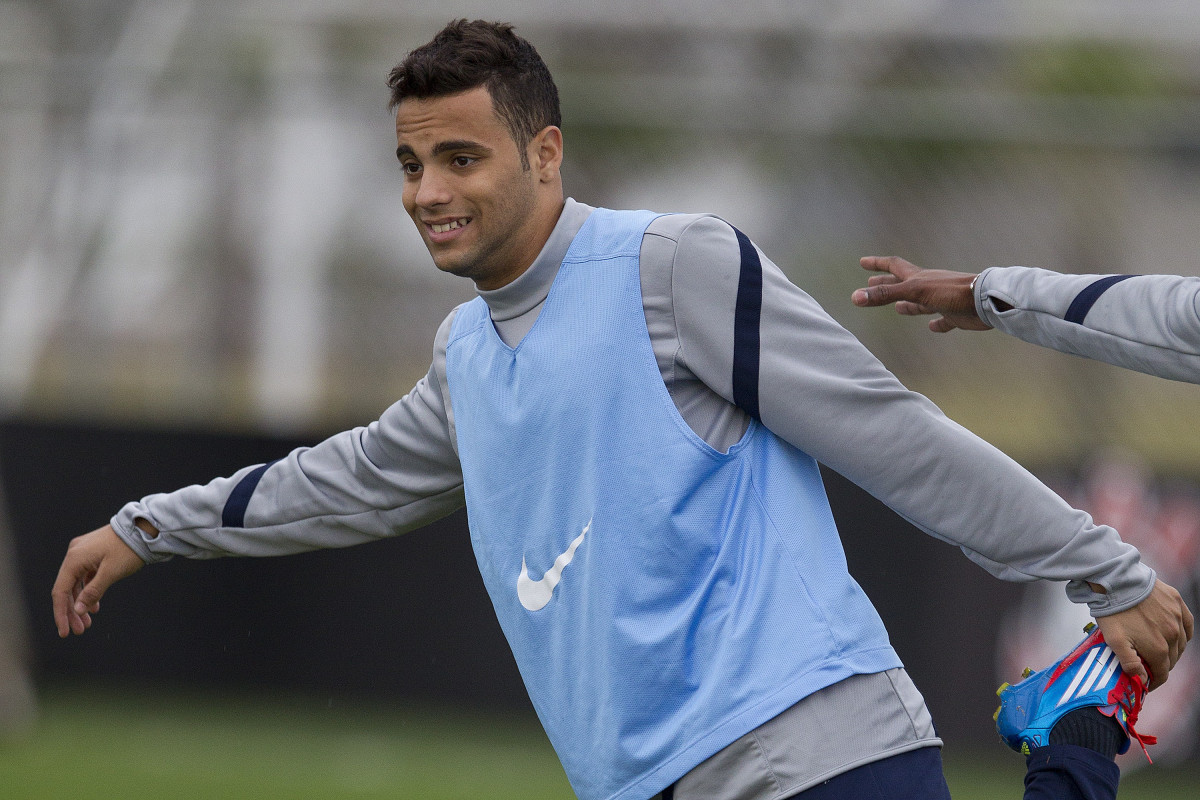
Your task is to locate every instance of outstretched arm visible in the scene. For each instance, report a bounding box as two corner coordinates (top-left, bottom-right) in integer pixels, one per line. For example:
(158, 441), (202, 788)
(855, 257), (1200, 384)
(52, 310), (467, 636)
(852, 255), (992, 332)
(671, 223), (1152, 614)
(662, 225), (1191, 686)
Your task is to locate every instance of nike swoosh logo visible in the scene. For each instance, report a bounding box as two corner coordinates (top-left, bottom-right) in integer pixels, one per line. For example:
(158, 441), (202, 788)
(517, 517), (591, 612)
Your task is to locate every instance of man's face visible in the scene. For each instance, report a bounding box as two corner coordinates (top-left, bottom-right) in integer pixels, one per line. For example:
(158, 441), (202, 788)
(395, 86), (554, 290)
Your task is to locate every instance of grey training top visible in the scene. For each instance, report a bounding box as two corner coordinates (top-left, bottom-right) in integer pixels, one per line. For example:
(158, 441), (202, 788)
(112, 199), (1155, 798)
(976, 266), (1200, 384)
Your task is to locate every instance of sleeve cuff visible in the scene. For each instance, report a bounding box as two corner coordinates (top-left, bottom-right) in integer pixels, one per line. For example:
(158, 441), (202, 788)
(110, 502), (172, 565)
(973, 266), (1006, 328)
(1066, 566), (1156, 617)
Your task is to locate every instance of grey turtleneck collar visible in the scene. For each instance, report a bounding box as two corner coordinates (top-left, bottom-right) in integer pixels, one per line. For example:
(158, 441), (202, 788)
(476, 198), (595, 342)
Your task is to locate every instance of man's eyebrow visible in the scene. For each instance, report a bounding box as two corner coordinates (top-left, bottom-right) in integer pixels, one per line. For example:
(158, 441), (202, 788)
(395, 140), (492, 162)
(432, 139), (491, 156)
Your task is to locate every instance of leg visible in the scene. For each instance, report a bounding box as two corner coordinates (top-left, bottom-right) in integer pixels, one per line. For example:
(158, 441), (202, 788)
(997, 624), (1159, 800)
(1023, 744), (1119, 800)
(791, 746), (951, 800)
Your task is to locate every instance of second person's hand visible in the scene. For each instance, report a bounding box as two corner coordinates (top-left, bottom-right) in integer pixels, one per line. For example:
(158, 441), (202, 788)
(853, 256), (991, 333)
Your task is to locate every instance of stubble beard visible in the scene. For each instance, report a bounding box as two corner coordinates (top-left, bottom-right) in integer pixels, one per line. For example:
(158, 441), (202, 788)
(428, 179), (539, 288)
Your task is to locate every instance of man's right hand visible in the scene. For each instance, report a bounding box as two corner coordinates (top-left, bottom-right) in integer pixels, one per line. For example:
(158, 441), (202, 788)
(853, 256), (992, 333)
(52, 524), (146, 637)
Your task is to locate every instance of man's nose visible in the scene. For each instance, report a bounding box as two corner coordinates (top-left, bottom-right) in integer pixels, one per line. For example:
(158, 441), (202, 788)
(413, 168), (452, 208)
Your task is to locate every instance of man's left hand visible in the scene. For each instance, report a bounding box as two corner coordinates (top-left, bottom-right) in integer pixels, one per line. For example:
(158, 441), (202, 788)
(1097, 579), (1194, 691)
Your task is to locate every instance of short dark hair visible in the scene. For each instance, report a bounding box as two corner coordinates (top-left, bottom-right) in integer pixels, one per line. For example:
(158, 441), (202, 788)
(387, 20), (561, 167)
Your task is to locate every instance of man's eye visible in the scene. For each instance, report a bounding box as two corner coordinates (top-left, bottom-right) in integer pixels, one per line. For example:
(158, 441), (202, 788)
(452, 156), (476, 167)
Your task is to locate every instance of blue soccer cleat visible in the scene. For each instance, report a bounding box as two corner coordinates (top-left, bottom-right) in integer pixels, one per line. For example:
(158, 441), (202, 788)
(994, 623), (1157, 760)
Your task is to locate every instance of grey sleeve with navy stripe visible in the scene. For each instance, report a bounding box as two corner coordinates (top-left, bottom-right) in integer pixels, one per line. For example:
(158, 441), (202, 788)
(651, 216), (1154, 617)
(976, 266), (1200, 383)
(110, 311), (465, 563)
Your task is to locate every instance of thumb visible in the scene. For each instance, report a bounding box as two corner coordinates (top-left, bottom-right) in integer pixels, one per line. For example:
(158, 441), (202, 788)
(74, 569), (114, 615)
(74, 547), (141, 614)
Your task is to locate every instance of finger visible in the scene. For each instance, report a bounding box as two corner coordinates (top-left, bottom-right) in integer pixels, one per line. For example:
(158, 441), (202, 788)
(929, 317), (956, 333)
(74, 572), (113, 617)
(52, 572), (86, 638)
(852, 284), (902, 308)
(65, 592), (103, 636)
(859, 255), (917, 279)
(895, 301), (932, 316)
(52, 590), (72, 638)
(1158, 588), (1192, 668)
(1137, 645), (1168, 691)
(1169, 605), (1192, 667)
(69, 609), (93, 635)
(67, 603), (88, 635)
(1109, 636), (1154, 689)
(73, 577), (100, 615)
(70, 576), (91, 633)
(866, 274), (900, 288)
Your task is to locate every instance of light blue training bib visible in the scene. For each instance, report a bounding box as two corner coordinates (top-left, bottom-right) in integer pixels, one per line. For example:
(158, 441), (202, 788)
(445, 208), (901, 800)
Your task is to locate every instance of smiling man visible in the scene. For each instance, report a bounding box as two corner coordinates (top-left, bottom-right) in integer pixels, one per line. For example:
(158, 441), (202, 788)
(396, 84), (562, 289)
(54, 19), (1190, 800)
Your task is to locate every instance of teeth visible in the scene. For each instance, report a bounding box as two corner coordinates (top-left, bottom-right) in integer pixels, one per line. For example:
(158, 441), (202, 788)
(431, 219), (467, 234)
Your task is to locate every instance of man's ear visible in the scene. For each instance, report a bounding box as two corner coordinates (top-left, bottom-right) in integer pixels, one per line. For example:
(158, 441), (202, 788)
(529, 125), (563, 181)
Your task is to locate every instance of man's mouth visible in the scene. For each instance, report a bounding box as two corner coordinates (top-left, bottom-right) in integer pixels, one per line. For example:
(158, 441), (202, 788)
(428, 218), (470, 235)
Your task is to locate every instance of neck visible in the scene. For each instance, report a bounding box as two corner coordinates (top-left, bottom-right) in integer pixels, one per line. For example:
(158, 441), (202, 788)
(474, 193), (565, 291)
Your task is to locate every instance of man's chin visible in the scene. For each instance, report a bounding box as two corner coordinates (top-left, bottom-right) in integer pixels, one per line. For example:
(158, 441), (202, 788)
(429, 252), (476, 280)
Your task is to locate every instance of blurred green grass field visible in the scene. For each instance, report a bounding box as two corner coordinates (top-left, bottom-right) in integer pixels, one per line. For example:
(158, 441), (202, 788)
(1, 684), (1195, 799)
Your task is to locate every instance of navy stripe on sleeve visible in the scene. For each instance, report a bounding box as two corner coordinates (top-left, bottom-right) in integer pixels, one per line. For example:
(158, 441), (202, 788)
(732, 227), (762, 420)
(221, 460), (278, 528)
(1064, 275), (1137, 325)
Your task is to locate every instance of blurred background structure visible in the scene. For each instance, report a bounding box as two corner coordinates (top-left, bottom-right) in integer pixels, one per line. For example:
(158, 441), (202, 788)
(5, 0), (1200, 452)
(3, 0), (1200, 770)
